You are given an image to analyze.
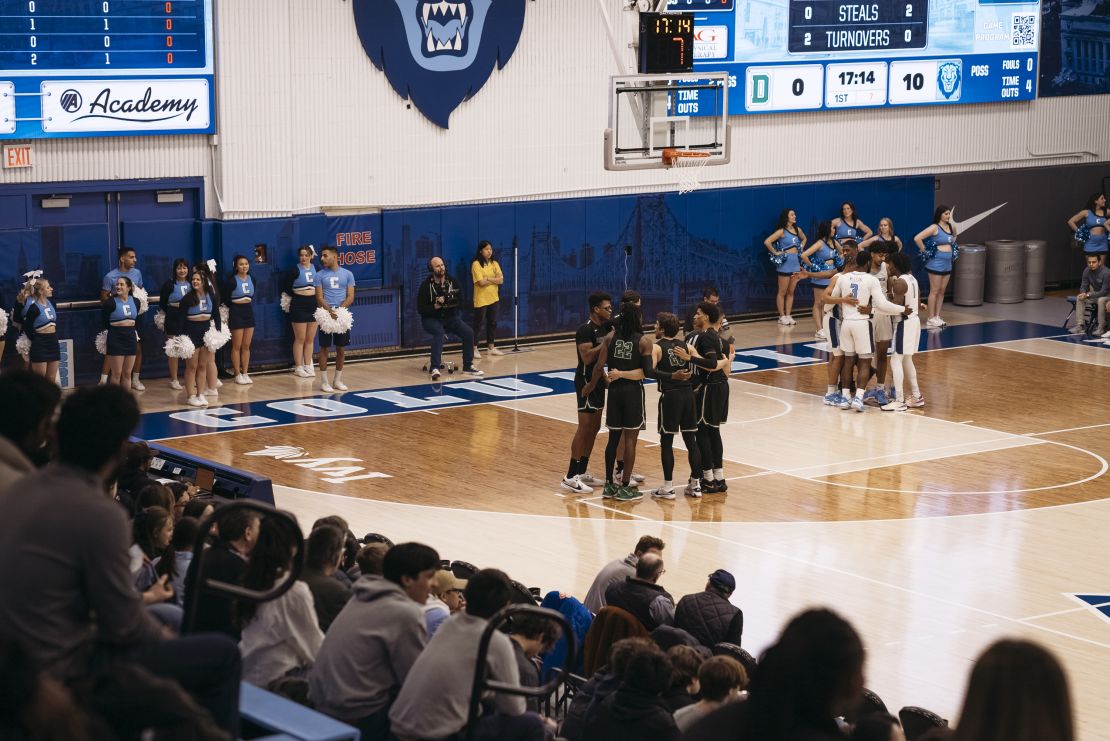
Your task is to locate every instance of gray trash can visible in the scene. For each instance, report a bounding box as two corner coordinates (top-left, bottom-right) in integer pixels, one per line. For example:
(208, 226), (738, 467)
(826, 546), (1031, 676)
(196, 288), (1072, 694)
(985, 239), (1026, 304)
(1024, 240), (1047, 300)
(953, 243), (986, 306)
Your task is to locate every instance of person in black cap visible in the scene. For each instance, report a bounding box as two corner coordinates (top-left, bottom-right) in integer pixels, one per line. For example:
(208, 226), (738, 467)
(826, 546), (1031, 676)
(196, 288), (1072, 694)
(673, 569), (744, 649)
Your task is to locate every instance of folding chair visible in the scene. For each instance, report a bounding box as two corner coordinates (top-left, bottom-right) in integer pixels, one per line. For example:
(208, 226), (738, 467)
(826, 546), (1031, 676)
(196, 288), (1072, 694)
(1063, 296), (1100, 337)
(898, 705), (949, 741)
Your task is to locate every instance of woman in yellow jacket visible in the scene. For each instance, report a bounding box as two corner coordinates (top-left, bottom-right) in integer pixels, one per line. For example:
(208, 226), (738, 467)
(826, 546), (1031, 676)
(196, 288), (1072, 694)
(471, 240), (505, 358)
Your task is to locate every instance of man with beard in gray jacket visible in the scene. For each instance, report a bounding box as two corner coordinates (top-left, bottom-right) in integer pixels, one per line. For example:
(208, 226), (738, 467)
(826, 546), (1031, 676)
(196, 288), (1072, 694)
(307, 542), (440, 740)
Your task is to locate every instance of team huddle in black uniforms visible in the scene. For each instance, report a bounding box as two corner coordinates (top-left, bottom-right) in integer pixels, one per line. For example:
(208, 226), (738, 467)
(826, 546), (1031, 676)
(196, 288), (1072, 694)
(562, 290), (735, 502)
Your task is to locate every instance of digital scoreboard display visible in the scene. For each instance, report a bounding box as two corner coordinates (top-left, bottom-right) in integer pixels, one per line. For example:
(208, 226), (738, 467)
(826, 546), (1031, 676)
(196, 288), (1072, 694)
(0, 0), (216, 139)
(639, 12), (696, 73)
(677, 0), (1041, 115)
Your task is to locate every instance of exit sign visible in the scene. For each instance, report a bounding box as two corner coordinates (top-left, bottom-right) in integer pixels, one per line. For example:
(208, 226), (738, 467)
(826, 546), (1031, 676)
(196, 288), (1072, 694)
(2, 144), (32, 169)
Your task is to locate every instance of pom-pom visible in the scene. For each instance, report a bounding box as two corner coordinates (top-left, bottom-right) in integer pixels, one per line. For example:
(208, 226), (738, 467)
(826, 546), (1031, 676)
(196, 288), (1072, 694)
(0, 308), (8, 336)
(833, 253), (846, 269)
(769, 252), (787, 266)
(206, 259), (218, 275)
(219, 304), (230, 325)
(15, 333), (29, 361)
(132, 286), (150, 315)
(921, 237), (938, 262)
(153, 310), (166, 332)
(315, 306), (354, 334)
(805, 259), (834, 274)
(951, 242), (960, 261)
(280, 292), (292, 314)
(1075, 224), (1092, 244)
(203, 320), (231, 352)
(163, 335), (195, 359)
(95, 330), (108, 355)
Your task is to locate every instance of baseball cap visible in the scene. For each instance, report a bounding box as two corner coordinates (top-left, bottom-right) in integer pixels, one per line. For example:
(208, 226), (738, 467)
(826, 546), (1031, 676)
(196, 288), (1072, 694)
(432, 569), (467, 595)
(708, 569), (736, 592)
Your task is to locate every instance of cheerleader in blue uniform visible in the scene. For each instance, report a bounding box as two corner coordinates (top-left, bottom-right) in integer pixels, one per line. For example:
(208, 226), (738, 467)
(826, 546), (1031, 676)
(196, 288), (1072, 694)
(23, 277), (60, 383)
(101, 277), (139, 387)
(1067, 193), (1108, 256)
(831, 201), (873, 244)
(181, 268), (220, 407)
(859, 217), (903, 252)
(158, 258), (192, 390)
(801, 221), (842, 339)
(763, 208), (808, 325)
(285, 245), (319, 377)
(913, 205), (958, 328)
(225, 254), (256, 385)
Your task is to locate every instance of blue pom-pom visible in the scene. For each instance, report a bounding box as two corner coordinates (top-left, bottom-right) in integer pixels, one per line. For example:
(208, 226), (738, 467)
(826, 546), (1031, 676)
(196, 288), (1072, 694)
(951, 241), (959, 261)
(922, 237), (938, 262)
(1075, 224), (1092, 244)
(806, 259), (834, 273)
(769, 252), (787, 266)
(833, 253), (845, 269)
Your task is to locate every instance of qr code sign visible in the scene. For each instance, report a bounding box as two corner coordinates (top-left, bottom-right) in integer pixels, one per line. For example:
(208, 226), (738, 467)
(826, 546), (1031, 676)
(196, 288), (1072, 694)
(1011, 13), (1037, 48)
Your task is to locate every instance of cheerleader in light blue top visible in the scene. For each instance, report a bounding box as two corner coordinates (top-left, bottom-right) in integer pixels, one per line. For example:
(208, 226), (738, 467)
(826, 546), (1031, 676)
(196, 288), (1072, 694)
(284, 245), (319, 378)
(764, 208), (808, 325)
(159, 258), (192, 390)
(1067, 193), (1108, 256)
(101, 276), (140, 388)
(801, 221), (842, 339)
(831, 201), (873, 244)
(315, 245), (356, 393)
(225, 255), (256, 385)
(23, 276), (60, 383)
(99, 246), (145, 390)
(913, 205), (959, 328)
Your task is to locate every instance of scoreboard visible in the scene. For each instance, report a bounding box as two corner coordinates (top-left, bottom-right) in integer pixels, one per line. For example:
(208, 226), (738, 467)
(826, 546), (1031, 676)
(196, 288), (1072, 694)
(667, 0), (1041, 115)
(0, 0), (215, 139)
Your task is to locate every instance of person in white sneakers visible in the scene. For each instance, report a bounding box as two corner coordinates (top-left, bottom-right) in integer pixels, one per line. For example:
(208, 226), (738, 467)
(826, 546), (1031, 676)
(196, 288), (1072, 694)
(829, 250), (913, 412)
(1073, 253), (1110, 337)
(470, 240), (505, 360)
(285, 245), (319, 378)
(99, 246), (146, 390)
(315, 246), (355, 394)
(181, 268), (221, 408)
(561, 291), (612, 494)
(417, 256), (483, 381)
(764, 208), (807, 326)
(801, 221), (842, 340)
(882, 251), (926, 411)
(818, 239), (860, 406)
(224, 255), (256, 385)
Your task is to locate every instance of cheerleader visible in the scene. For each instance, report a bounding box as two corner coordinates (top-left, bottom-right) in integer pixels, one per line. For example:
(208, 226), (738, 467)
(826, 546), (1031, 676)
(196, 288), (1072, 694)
(12, 281), (33, 369)
(180, 268), (221, 407)
(914, 205), (958, 328)
(285, 245), (319, 377)
(763, 208), (807, 325)
(1067, 193), (1108, 256)
(314, 246), (354, 393)
(801, 221), (842, 339)
(158, 259), (192, 390)
(831, 201), (873, 244)
(224, 254), (256, 385)
(859, 217), (903, 252)
(100, 277), (139, 388)
(23, 277), (60, 382)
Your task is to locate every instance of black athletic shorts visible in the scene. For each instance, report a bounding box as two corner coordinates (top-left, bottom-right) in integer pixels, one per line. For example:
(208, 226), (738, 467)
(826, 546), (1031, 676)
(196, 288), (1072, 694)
(606, 381), (646, 431)
(696, 382), (729, 427)
(319, 329), (351, 348)
(575, 377), (605, 414)
(658, 387), (698, 435)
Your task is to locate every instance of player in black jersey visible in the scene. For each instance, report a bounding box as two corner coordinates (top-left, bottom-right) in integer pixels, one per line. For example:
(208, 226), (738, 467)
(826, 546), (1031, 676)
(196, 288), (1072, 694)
(600, 301), (653, 502)
(610, 289), (646, 488)
(561, 292), (613, 495)
(649, 312), (702, 500)
(681, 302), (732, 494)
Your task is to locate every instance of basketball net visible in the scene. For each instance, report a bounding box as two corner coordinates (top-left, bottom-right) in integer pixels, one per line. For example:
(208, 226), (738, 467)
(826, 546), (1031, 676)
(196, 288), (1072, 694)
(663, 148), (711, 195)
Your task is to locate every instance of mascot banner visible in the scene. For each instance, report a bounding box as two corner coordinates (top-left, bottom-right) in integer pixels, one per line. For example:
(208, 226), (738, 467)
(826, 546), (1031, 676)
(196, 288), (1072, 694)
(352, 0), (528, 128)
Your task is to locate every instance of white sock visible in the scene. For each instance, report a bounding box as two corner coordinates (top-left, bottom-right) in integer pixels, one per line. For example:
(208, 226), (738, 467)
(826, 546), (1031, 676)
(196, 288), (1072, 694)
(703, 469), (713, 480)
(827, 384), (837, 395)
(713, 468), (724, 480)
(855, 388), (866, 399)
(131, 373), (140, 382)
(663, 480), (672, 490)
(333, 370), (342, 383)
(99, 373), (108, 384)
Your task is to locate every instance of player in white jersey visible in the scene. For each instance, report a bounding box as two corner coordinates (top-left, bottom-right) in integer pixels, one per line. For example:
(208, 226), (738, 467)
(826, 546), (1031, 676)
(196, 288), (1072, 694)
(829, 250), (913, 411)
(864, 242), (895, 407)
(881, 251), (926, 411)
(820, 240), (860, 406)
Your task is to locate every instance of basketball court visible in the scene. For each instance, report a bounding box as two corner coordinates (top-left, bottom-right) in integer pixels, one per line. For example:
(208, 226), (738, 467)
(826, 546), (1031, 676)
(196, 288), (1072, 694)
(136, 297), (1110, 737)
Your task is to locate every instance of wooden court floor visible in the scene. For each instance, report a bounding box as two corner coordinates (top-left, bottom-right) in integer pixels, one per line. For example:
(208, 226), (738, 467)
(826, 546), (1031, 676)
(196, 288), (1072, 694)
(151, 309), (1110, 738)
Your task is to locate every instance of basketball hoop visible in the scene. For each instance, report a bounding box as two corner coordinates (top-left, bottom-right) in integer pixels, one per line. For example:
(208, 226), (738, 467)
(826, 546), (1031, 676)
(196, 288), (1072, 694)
(663, 148), (711, 194)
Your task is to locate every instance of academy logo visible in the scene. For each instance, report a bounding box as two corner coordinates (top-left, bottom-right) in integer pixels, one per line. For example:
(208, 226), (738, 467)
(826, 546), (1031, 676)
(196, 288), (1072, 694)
(352, 0), (527, 128)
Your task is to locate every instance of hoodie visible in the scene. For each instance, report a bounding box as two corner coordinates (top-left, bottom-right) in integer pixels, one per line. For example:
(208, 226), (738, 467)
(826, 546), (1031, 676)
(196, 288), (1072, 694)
(307, 575), (427, 722)
(417, 273), (463, 319)
(581, 686), (680, 741)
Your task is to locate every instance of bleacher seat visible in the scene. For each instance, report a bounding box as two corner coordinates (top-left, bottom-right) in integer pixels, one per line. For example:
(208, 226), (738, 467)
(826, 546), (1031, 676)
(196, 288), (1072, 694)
(239, 682), (359, 741)
(898, 705), (948, 741)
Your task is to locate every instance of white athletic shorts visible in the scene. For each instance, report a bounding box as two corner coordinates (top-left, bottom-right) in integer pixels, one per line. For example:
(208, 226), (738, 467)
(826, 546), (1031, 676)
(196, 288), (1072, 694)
(872, 314), (893, 343)
(822, 314), (844, 357)
(839, 319), (874, 357)
(893, 315), (921, 356)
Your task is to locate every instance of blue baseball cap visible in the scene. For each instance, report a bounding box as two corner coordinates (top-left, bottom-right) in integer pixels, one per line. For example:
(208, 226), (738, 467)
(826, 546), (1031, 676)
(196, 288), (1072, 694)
(709, 569), (736, 592)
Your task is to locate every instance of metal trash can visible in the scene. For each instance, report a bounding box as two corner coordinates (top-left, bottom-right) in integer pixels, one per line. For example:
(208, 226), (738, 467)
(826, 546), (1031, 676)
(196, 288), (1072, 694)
(953, 243), (986, 306)
(985, 239), (1026, 304)
(1024, 240), (1047, 300)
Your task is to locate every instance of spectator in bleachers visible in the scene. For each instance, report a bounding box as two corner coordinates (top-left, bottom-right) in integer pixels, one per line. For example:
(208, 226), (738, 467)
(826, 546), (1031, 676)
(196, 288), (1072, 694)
(561, 637), (657, 741)
(584, 535), (665, 614)
(510, 612), (562, 713)
(389, 568), (546, 741)
(131, 481), (175, 518)
(538, 590), (593, 680)
(581, 642), (680, 741)
(356, 541), (389, 576)
(682, 608), (864, 741)
(183, 498), (215, 522)
(673, 655), (747, 733)
(0, 385), (242, 734)
(944, 639), (1073, 741)
(674, 569), (744, 649)
(183, 506), (261, 639)
(0, 370), (60, 491)
(308, 542), (439, 739)
(117, 441), (158, 509)
(238, 515), (324, 689)
(851, 713), (905, 741)
(299, 524), (352, 632)
(662, 645), (704, 712)
(166, 480), (193, 519)
(132, 506), (174, 592)
(312, 514), (359, 585)
(424, 568), (467, 637)
(1072, 253), (1110, 336)
(604, 553), (675, 631)
(170, 516), (200, 607)
(0, 636), (102, 741)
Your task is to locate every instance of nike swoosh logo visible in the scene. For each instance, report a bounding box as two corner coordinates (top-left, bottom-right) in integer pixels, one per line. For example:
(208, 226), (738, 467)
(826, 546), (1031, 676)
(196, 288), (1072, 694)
(951, 202), (1007, 235)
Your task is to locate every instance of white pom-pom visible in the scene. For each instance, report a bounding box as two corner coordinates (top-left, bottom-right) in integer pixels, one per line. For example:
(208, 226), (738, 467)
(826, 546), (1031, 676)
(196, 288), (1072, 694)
(15, 333), (29, 361)
(132, 286), (150, 315)
(280, 292), (292, 314)
(163, 335), (195, 359)
(219, 304), (230, 324)
(314, 306), (354, 334)
(203, 320), (231, 352)
(95, 330), (108, 355)
(153, 310), (166, 332)
(0, 309), (8, 337)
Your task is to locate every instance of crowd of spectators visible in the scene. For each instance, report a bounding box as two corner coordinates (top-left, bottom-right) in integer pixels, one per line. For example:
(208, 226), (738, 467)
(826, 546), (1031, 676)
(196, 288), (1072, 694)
(0, 367), (1081, 741)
